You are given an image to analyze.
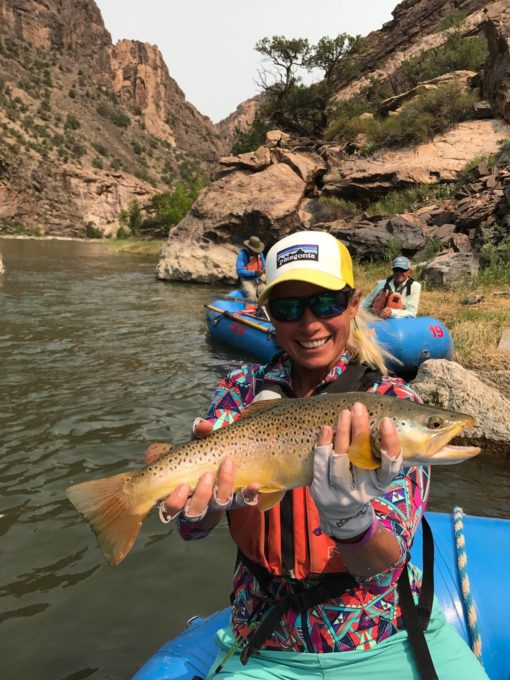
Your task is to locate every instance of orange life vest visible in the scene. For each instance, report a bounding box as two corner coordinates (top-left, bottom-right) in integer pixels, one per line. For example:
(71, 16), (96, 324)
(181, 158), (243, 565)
(244, 254), (263, 273)
(228, 487), (347, 580)
(370, 276), (412, 316)
(227, 365), (381, 581)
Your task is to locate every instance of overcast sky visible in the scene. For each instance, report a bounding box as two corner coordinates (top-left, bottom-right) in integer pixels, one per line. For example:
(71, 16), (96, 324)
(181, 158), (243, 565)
(95, 0), (399, 123)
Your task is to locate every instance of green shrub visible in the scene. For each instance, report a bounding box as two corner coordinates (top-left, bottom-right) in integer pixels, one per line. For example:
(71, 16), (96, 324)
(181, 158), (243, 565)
(399, 32), (487, 89)
(140, 177), (206, 236)
(64, 114), (80, 130)
(383, 237), (403, 261)
(421, 236), (444, 261)
(456, 154), (497, 184)
(369, 82), (477, 150)
(116, 226), (129, 239)
(91, 157), (103, 169)
(310, 196), (359, 224)
(131, 141), (143, 155)
(110, 109), (131, 128)
(96, 104), (109, 118)
(477, 221), (510, 285)
(85, 222), (103, 238)
(119, 200), (142, 236)
(92, 142), (109, 157)
(365, 184), (454, 216)
(438, 9), (468, 31)
(231, 114), (270, 154)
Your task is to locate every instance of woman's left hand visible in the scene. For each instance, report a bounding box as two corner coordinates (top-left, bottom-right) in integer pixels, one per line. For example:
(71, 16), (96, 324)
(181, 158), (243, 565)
(310, 401), (403, 541)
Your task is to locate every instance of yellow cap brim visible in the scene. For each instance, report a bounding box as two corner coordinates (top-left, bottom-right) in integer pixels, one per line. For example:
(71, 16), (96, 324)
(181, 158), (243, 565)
(258, 269), (349, 304)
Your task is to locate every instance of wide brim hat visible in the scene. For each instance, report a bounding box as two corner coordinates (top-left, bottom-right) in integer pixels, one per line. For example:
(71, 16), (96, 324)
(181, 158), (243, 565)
(243, 236), (265, 253)
(258, 230), (354, 304)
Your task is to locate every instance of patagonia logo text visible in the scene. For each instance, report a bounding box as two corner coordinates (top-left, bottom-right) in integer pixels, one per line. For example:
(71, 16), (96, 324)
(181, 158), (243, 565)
(276, 244), (319, 268)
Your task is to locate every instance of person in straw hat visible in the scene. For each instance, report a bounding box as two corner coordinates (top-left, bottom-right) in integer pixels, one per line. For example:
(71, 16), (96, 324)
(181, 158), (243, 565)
(236, 235), (266, 300)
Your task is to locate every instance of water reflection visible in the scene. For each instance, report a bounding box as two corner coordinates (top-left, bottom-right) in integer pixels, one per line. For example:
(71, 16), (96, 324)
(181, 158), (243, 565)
(0, 238), (508, 679)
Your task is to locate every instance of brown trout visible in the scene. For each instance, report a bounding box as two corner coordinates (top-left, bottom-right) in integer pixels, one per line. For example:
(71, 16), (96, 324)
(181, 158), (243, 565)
(66, 392), (480, 566)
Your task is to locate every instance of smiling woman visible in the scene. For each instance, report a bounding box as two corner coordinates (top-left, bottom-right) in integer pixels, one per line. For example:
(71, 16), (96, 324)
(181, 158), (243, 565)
(156, 230), (488, 680)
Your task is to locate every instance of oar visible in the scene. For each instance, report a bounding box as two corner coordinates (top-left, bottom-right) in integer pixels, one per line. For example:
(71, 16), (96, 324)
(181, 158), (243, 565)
(209, 293), (255, 303)
(205, 304), (275, 335)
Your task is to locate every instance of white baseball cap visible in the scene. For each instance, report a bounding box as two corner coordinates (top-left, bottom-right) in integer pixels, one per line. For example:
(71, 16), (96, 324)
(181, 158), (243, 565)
(258, 231), (354, 303)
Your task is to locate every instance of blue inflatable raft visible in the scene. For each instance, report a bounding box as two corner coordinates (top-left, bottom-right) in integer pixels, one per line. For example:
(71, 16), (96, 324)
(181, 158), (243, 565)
(205, 291), (453, 373)
(134, 511), (508, 680)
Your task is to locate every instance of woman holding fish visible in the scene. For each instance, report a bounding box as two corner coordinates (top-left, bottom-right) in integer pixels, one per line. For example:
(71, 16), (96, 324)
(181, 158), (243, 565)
(155, 231), (487, 680)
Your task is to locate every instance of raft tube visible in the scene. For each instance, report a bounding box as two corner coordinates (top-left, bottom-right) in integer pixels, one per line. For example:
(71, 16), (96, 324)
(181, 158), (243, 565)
(134, 512), (508, 680)
(205, 292), (454, 372)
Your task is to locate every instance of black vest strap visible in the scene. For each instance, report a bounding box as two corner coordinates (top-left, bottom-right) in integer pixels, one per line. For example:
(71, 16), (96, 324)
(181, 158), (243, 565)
(396, 516), (437, 680)
(237, 549), (357, 665)
(384, 275), (414, 296)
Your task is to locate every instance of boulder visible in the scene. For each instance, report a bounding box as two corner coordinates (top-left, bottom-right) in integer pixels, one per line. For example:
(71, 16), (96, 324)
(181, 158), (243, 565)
(157, 162), (307, 282)
(411, 359), (510, 456)
(330, 223), (394, 258)
(331, 214), (426, 259)
(383, 215), (428, 250)
(156, 240), (237, 283)
(218, 147), (271, 174)
(0, 252), (4, 275)
(420, 251), (479, 287)
(272, 148), (327, 186)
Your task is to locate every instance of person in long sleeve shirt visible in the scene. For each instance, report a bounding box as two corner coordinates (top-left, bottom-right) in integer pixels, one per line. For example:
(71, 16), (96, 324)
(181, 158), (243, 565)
(362, 256), (421, 319)
(153, 233), (486, 680)
(236, 235), (266, 300)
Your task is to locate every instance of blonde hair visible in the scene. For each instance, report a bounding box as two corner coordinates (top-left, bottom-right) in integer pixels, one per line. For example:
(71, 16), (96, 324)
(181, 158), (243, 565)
(346, 306), (397, 375)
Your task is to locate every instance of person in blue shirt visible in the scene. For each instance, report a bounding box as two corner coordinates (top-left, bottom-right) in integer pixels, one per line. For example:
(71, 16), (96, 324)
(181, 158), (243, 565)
(362, 256), (421, 319)
(236, 235), (266, 300)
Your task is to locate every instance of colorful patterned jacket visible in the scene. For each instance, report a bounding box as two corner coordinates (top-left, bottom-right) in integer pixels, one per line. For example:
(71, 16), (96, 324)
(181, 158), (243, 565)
(177, 353), (430, 653)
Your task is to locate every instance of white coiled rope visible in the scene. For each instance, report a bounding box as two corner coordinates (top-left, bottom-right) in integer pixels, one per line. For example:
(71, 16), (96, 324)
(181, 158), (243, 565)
(453, 506), (482, 662)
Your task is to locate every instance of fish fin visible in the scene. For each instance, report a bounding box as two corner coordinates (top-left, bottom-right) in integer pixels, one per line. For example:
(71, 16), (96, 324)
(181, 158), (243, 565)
(144, 442), (173, 463)
(256, 489), (286, 511)
(66, 472), (149, 566)
(348, 431), (380, 470)
(238, 399), (283, 419)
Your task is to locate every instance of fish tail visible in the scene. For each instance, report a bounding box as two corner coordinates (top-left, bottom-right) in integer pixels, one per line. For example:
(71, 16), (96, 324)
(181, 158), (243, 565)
(66, 472), (149, 566)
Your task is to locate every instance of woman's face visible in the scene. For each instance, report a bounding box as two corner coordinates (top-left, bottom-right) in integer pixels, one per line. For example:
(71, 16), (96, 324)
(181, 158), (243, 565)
(267, 281), (361, 375)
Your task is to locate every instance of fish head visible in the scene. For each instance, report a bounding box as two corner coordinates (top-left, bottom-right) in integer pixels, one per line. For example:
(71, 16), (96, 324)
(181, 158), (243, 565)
(371, 403), (481, 466)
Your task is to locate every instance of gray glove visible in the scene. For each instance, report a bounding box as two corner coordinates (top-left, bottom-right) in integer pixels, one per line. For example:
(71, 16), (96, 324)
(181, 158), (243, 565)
(310, 444), (402, 540)
(158, 486), (259, 524)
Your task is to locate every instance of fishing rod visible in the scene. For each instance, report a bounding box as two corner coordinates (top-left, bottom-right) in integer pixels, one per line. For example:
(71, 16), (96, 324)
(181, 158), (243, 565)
(205, 304), (275, 335)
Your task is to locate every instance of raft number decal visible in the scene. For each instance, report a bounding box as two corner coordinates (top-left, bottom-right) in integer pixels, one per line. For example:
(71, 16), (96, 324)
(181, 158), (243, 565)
(429, 325), (444, 339)
(277, 244), (319, 268)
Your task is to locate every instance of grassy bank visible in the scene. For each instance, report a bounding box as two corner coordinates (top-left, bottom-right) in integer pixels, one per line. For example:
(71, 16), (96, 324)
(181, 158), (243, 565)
(356, 262), (510, 370)
(106, 238), (163, 257)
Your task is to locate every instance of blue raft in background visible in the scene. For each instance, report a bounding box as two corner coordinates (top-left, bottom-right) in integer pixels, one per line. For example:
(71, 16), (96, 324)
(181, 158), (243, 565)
(205, 291), (454, 373)
(133, 511), (509, 680)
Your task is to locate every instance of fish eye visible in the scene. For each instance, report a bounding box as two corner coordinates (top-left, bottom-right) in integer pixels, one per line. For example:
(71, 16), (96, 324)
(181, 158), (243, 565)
(427, 416), (444, 429)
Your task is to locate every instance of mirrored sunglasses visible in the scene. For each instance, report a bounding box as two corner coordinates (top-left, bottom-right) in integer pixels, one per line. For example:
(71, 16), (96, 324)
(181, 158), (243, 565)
(268, 290), (354, 323)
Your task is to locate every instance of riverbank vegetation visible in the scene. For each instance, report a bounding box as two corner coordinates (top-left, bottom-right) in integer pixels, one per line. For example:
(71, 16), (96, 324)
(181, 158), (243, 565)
(232, 24), (487, 154)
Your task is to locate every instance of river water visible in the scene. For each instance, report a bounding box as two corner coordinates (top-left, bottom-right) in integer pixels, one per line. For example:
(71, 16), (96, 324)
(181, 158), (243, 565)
(0, 239), (508, 680)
